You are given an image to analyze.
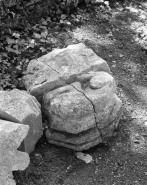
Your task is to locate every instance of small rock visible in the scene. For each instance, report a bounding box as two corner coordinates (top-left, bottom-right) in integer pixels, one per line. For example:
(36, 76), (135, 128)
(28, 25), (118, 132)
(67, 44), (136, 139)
(76, 152), (93, 163)
(65, 21), (71, 25)
(112, 148), (115, 152)
(104, 1), (109, 6)
(41, 20), (48, 26)
(90, 72), (114, 89)
(0, 89), (42, 154)
(35, 153), (42, 158)
(35, 153), (42, 161)
(119, 54), (124, 57)
(74, 18), (80, 22)
(61, 14), (67, 20)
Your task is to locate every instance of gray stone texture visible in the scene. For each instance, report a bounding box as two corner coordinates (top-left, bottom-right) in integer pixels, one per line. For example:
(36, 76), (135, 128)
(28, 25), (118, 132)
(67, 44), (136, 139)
(24, 43), (110, 102)
(0, 89), (43, 153)
(42, 74), (122, 151)
(0, 120), (30, 185)
(43, 84), (96, 134)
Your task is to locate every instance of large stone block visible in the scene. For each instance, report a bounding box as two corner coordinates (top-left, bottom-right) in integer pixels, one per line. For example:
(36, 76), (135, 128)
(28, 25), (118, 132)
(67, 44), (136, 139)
(0, 120), (30, 185)
(0, 89), (43, 153)
(24, 43), (122, 151)
(24, 43), (110, 102)
(43, 72), (123, 151)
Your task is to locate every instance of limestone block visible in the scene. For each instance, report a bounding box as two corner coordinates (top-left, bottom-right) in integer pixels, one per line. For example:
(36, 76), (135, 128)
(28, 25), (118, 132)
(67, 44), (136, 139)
(0, 89), (43, 153)
(45, 127), (102, 151)
(24, 43), (110, 102)
(43, 84), (96, 134)
(43, 72), (123, 151)
(0, 120), (30, 185)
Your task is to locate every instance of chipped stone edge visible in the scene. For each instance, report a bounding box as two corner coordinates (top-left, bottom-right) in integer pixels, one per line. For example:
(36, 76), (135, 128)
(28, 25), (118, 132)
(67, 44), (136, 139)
(0, 120), (30, 185)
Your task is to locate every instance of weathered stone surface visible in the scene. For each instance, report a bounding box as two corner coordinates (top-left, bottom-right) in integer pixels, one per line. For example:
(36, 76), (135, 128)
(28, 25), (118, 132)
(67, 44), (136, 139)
(89, 72), (114, 89)
(43, 84), (96, 134)
(0, 89), (43, 153)
(47, 134), (102, 151)
(24, 43), (110, 102)
(43, 72), (122, 151)
(0, 120), (30, 185)
(71, 73), (117, 129)
(24, 43), (122, 151)
(45, 127), (102, 151)
(101, 104), (123, 139)
(46, 127), (101, 145)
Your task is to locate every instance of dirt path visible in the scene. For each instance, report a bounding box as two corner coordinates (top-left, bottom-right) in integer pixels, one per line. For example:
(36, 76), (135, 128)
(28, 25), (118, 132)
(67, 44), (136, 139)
(14, 1), (147, 185)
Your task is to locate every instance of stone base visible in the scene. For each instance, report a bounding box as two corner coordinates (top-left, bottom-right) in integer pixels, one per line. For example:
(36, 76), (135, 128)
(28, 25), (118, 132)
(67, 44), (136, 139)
(45, 127), (102, 151)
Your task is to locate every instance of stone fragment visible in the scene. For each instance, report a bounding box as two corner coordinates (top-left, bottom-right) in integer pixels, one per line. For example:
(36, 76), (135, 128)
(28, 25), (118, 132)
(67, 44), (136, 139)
(0, 120), (30, 185)
(76, 152), (93, 163)
(0, 89), (43, 153)
(24, 43), (110, 102)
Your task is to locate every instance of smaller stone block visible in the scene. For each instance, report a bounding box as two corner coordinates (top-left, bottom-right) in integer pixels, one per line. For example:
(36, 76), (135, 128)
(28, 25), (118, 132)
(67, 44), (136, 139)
(24, 43), (110, 102)
(0, 119), (30, 185)
(0, 89), (43, 153)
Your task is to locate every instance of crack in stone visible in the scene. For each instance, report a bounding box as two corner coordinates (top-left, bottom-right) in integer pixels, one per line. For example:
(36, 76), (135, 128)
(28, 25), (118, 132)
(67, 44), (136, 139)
(44, 62), (103, 139)
(69, 84), (103, 139)
(45, 62), (61, 75)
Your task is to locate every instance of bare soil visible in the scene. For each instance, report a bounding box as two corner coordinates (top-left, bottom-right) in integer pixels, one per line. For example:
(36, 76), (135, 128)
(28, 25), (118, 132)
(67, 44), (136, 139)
(13, 1), (147, 185)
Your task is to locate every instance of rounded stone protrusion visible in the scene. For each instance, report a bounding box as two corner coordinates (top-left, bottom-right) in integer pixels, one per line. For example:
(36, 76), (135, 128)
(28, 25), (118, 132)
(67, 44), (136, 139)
(89, 72), (114, 89)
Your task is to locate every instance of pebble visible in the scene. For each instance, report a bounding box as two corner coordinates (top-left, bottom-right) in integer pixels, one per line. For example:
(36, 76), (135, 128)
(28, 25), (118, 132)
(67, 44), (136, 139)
(61, 14), (67, 20)
(76, 152), (93, 163)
